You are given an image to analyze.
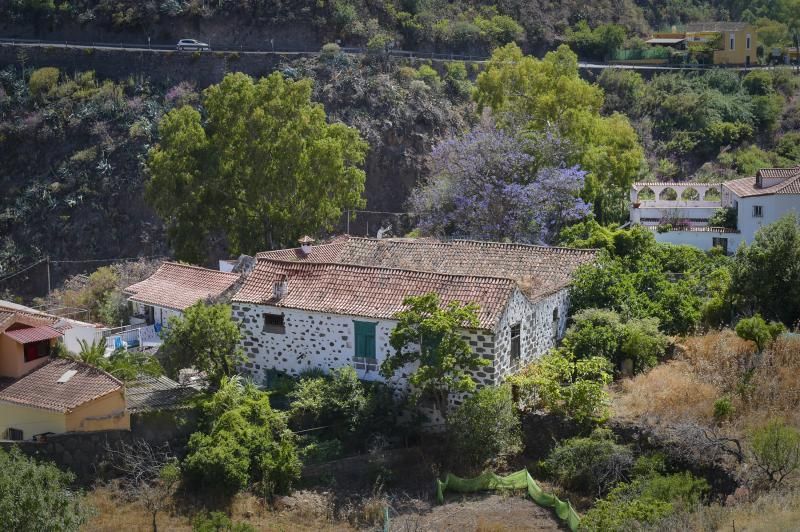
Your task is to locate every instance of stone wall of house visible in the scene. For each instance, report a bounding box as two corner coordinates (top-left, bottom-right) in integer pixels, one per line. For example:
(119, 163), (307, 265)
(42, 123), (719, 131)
(232, 290), (567, 395)
(493, 288), (570, 381)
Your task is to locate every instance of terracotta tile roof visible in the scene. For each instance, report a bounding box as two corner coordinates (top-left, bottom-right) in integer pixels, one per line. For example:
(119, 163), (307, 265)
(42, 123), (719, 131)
(647, 226), (740, 234)
(0, 359), (123, 413)
(723, 170), (800, 198)
(233, 260), (518, 329)
(4, 325), (63, 344)
(124, 262), (240, 311)
(758, 167), (800, 179)
(0, 301), (59, 333)
(257, 236), (596, 298)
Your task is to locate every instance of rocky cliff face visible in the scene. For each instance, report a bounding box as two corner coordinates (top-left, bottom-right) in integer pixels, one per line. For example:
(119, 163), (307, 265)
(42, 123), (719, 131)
(0, 50), (471, 296)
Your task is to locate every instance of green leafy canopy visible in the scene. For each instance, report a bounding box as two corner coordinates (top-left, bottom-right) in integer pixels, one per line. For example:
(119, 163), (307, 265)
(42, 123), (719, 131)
(147, 72), (368, 262)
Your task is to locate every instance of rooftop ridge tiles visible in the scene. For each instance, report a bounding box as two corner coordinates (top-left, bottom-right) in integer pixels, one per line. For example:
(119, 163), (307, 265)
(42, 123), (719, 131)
(256, 258), (529, 285)
(343, 236), (600, 254)
(159, 261), (240, 278)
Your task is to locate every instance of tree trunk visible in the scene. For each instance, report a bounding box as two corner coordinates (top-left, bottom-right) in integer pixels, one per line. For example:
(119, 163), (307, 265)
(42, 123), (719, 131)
(152, 511), (158, 532)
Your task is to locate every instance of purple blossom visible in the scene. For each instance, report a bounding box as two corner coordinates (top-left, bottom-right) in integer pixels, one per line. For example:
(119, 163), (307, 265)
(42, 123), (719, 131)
(410, 121), (590, 244)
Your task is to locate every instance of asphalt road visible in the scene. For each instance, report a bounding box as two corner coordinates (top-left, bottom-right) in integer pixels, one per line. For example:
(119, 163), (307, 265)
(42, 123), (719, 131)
(0, 36), (789, 71)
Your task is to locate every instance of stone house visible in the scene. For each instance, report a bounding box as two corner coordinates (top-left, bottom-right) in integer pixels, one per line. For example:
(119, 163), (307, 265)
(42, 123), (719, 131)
(231, 236), (596, 398)
(630, 165), (800, 253)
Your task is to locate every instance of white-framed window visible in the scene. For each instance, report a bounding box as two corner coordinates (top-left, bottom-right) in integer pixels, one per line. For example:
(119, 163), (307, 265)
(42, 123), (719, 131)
(746, 34), (751, 49)
(752, 205), (763, 218)
(729, 33), (735, 50)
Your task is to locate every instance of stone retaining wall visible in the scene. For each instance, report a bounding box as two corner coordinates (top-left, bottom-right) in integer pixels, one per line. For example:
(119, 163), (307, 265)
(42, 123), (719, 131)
(0, 409), (197, 483)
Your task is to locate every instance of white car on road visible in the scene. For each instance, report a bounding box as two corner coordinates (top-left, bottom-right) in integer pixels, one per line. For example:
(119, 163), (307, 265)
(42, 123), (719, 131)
(176, 39), (210, 51)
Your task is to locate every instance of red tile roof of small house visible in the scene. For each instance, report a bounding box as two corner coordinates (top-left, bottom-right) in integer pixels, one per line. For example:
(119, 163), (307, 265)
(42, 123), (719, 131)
(257, 236), (596, 299)
(233, 260), (520, 329)
(723, 168), (800, 198)
(4, 325), (63, 344)
(0, 359), (123, 413)
(124, 262), (240, 311)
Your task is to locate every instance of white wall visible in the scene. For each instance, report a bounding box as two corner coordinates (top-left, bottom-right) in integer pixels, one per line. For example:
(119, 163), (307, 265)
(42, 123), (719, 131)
(62, 325), (104, 354)
(654, 230), (744, 252)
(736, 196), (800, 245)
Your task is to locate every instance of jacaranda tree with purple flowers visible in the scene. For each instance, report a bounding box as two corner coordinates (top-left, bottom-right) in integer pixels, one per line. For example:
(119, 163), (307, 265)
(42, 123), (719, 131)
(410, 120), (591, 243)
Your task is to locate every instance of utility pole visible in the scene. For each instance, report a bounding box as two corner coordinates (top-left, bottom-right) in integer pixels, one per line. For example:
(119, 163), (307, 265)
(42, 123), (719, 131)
(346, 209), (350, 234)
(46, 256), (51, 295)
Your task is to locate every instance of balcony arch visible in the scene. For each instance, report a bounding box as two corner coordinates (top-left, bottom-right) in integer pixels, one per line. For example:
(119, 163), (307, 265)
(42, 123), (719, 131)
(704, 187), (720, 201)
(681, 187), (700, 201)
(659, 187), (678, 201)
(637, 186), (655, 201)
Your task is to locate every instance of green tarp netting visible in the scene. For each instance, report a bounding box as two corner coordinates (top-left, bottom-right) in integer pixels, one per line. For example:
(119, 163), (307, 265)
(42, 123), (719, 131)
(436, 469), (581, 532)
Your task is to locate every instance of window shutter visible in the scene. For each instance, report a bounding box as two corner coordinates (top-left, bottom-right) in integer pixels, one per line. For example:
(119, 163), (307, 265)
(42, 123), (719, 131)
(354, 321), (377, 360)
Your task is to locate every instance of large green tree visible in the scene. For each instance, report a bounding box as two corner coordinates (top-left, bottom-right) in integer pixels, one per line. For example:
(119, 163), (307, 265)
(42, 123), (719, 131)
(381, 292), (488, 417)
(147, 72), (367, 262)
(731, 215), (800, 325)
(161, 302), (244, 387)
(474, 43), (644, 222)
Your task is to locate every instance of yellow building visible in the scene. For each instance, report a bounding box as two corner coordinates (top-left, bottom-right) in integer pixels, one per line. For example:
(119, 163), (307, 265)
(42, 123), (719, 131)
(685, 22), (758, 65)
(0, 311), (129, 440)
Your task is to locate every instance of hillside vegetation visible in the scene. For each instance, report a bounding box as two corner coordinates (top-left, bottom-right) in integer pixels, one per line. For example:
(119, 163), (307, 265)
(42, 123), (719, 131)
(4, 0), (797, 54)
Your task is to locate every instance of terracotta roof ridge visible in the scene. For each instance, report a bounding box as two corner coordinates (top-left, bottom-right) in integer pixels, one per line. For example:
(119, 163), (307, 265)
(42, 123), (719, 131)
(772, 172), (800, 192)
(344, 236), (600, 254)
(258, 258), (522, 285)
(160, 261), (240, 277)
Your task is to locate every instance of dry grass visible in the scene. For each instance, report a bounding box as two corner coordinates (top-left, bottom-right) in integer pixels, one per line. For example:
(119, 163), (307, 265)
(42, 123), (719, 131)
(613, 331), (800, 432)
(612, 360), (719, 423)
(84, 486), (353, 532)
(650, 488), (800, 531)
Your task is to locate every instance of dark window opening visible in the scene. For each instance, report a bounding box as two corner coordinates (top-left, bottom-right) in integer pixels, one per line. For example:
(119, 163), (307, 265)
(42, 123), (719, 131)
(23, 340), (51, 363)
(712, 237), (729, 254)
(552, 308), (560, 338)
(263, 313), (286, 334)
(5, 428), (23, 441)
(510, 324), (521, 361)
(752, 205), (763, 218)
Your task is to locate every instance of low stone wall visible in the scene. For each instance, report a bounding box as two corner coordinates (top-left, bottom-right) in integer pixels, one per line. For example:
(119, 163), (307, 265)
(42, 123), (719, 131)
(0, 408), (197, 484)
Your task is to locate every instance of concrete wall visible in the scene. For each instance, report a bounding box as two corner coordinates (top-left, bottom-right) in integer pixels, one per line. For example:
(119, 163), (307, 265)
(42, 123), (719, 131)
(654, 229), (743, 252)
(65, 390), (130, 432)
(0, 409), (197, 483)
(736, 196), (800, 245)
(0, 401), (67, 438)
(0, 335), (53, 378)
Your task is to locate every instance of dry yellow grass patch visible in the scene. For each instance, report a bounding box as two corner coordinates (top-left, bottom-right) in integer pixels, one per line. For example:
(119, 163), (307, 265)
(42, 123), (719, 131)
(612, 360), (719, 423)
(84, 486), (353, 532)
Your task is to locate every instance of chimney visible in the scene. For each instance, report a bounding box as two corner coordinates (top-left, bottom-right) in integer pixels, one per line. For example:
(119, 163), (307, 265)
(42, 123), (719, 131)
(273, 274), (288, 300)
(298, 235), (315, 256)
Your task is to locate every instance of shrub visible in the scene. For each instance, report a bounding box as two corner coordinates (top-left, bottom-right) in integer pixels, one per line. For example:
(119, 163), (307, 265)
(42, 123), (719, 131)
(0, 447), (90, 531)
(28, 67), (60, 97)
(580, 466), (709, 531)
(735, 314), (786, 351)
(543, 430), (633, 496)
(192, 511), (255, 532)
(416, 64), (440, 88)
(320, 42), (341, 61)
(447, 385), (523, 471)
(749, 419), (800, 486)
(184, 377), (301, 497)
(713, 396), (734, 422)
(743, 70), (773, 95)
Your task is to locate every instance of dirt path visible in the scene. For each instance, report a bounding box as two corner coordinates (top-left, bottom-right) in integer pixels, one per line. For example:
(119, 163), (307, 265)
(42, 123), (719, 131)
(390, 493), (564, 531)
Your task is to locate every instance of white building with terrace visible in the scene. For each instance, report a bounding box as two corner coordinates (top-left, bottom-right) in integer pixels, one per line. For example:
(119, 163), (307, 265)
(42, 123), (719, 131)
(630, 166), (800, 253)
